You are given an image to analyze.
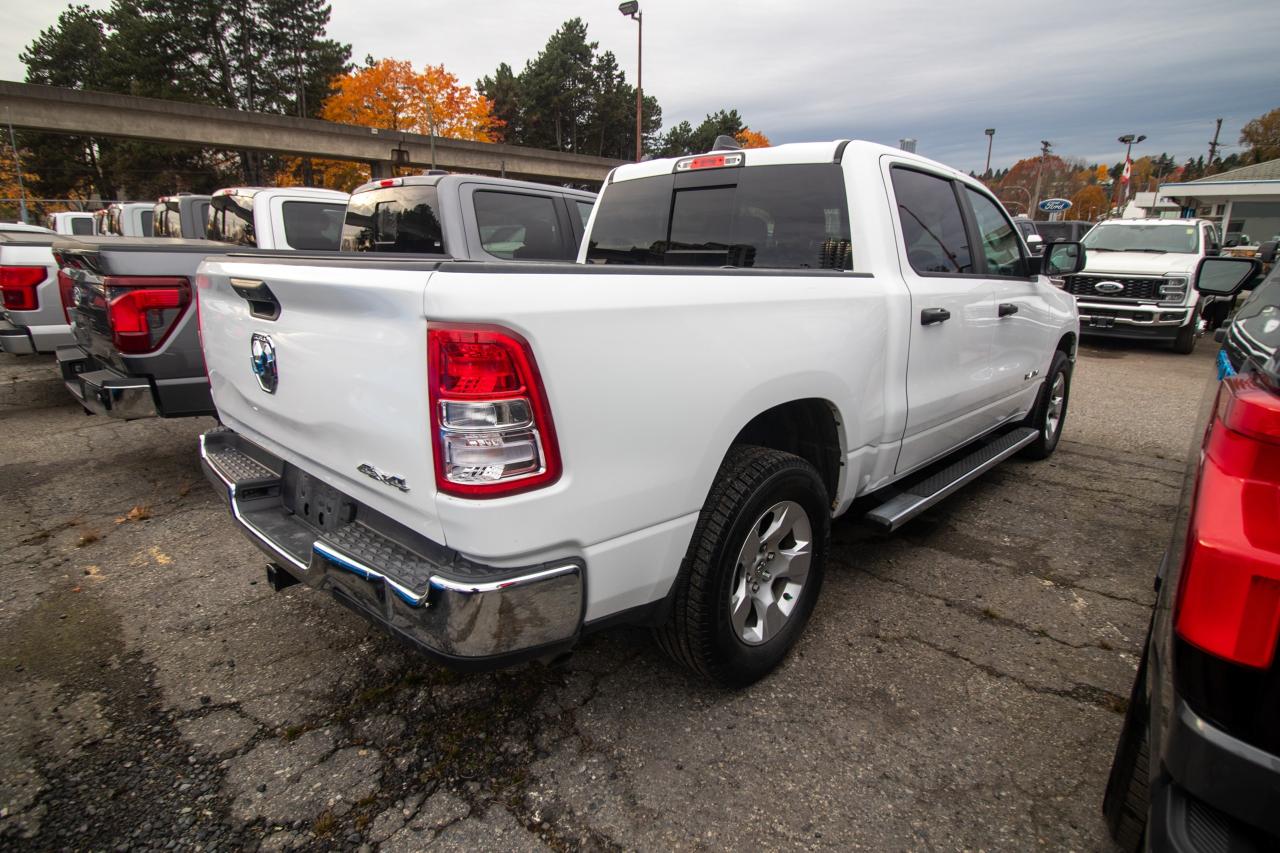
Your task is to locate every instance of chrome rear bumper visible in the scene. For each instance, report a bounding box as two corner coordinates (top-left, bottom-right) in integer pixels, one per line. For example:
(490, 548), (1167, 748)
(199, 428), (584, 665)
(57, 346), (157, 419)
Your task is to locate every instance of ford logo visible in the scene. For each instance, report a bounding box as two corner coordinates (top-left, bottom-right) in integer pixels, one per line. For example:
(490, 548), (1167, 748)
(1038, 198), (1073, 212)
(250, 333), (278, 394)
(1094, 281), (1124, 294)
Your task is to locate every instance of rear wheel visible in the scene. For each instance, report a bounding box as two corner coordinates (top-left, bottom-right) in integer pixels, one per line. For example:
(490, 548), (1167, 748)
(1020, 349), (1071, 460)
(654, 446), (828, 686)
(1172, 321), (1196, 354)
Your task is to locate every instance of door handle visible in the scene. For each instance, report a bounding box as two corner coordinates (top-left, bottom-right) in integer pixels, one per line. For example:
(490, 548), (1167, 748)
(920, 307), (951, 325)
(998, 303), (1018, 318)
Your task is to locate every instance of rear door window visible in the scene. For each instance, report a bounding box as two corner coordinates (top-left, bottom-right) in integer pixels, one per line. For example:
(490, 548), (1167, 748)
(473, 191), (571, 260)
(139, 210), (154, 237)
(342, 186), (443, 253)
(586, 163), (853, 269)
(890, 167), (973, 274)
(70, 217), (94, 236)
(282, 201), (346, 250)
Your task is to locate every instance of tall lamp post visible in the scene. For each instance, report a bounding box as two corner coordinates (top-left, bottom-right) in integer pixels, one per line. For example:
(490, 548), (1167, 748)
(1114, 133), (1146, 215)
(983, 128), (995, 179)
(1030, 140), (1052, 217)
(619, 2), (642, 162)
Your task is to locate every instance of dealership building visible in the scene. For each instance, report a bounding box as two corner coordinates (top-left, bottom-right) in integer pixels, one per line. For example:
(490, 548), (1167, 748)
(1159, 158), (1280, 246)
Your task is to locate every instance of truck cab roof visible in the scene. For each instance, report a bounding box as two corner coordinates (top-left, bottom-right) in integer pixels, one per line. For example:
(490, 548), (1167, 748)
(350, 173), (597, 201)
(609, 140), (973, 184)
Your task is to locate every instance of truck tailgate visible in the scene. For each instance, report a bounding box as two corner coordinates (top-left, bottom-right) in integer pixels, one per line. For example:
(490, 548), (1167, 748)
(197, 256), (445, 542)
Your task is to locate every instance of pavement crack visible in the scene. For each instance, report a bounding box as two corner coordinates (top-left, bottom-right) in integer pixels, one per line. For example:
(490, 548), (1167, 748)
(879, 633), (1127, 714)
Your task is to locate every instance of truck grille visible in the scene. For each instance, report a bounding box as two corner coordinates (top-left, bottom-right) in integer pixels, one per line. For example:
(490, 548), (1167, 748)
(1062, 274), (1161, 301)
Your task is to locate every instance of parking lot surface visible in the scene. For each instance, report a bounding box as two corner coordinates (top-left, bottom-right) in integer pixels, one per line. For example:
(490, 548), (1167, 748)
(0, 339), (1217, 851)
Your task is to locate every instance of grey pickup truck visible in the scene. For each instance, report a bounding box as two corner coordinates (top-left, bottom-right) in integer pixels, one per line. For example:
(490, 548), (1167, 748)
(55, 175), (595, 420)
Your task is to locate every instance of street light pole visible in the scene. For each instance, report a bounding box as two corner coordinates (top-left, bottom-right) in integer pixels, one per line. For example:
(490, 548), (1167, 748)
(1114, 132), (1146, 215)
(1030, 140), (1052, 217)
(983, 128), (995, 179)
(6, 111), (29, 224)
(619, 2), (643, 162)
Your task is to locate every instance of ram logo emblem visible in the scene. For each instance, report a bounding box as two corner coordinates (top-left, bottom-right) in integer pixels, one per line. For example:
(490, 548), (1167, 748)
(250, 333), (278, 393)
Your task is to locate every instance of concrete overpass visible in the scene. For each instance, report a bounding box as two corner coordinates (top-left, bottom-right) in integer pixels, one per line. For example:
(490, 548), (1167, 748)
(0, 81), (623, 186)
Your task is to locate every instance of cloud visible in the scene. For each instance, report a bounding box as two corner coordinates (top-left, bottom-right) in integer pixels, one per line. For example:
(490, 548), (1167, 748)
(1, 0), (1276, 173)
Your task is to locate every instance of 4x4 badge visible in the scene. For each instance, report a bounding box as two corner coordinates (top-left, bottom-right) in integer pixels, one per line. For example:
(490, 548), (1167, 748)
(250, 333), (278, 393)
(357, 463), (410, 492)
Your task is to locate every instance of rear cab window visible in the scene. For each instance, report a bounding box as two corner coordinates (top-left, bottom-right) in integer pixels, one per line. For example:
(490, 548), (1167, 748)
(282, 200), (346, 250)
(208, 194), (256, 246)
(342, 186), (444, 253)
(586, 163), (853, 269)
(473, 190), (571, 260)
(70, 217), (94, 236)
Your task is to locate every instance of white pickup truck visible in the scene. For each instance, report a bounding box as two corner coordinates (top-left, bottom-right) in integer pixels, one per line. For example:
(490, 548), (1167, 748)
(1070, 218), (1224, 353)
(0, 223), (73, 354)
(197, 140), (1083, 684)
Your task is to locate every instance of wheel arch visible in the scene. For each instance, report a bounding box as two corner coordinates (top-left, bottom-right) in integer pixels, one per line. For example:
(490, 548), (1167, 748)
(729, 398), (844, 508)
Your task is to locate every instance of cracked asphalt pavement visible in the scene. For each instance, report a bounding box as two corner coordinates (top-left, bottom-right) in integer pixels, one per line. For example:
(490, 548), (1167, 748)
(0, 338), (1217, 851)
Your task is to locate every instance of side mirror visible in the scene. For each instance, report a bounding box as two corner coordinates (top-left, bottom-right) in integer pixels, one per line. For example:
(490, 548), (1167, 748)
(1025, 234), (1044, 255)
(1042, 241), (1085, 276)
(1260, 240), (1278, 264)
(1193, 256), (1263, 297)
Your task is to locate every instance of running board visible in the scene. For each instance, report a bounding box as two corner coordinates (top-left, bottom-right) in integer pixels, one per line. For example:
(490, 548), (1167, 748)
(865, 427), (1038, 532)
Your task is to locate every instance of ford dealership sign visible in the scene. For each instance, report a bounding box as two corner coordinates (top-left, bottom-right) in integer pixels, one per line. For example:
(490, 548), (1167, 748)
(1038, 198), (1073, 212)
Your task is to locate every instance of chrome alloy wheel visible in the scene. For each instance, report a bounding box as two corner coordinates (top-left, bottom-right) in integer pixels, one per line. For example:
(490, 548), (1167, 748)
(728, 500), (813, 646)
(1045, 372), (1066, 440)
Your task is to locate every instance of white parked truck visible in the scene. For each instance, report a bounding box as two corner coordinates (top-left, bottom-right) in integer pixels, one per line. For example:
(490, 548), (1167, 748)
(0, 223), (72, 354)
(1071, 218), (1224, 353)
(196, 140), (1083, 684)
(205, 186), (348, 249)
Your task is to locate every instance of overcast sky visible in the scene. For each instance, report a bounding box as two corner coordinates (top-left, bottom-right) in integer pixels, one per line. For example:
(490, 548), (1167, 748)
(2, 0), (1277, 173)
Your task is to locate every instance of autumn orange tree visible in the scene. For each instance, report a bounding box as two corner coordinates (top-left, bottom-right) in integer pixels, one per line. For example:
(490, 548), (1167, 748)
(321, 59), (501, 141)
(1069, 185), (1110, 222)
(735, 128), (771, 149)
(276, 59), (503, 190)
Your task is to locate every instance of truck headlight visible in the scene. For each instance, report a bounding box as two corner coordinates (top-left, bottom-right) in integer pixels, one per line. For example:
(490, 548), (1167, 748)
(1160, 275), (1189, 300)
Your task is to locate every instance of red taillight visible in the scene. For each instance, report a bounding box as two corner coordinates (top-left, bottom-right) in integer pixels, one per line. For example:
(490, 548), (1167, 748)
(378, 179), (398, 188)
(58, 270), (77, 323)
(1176, 374), (1280, 669)
(103, 275), (191, 355)
(0, 265), (47, 311)
(427, 325), (560, 498)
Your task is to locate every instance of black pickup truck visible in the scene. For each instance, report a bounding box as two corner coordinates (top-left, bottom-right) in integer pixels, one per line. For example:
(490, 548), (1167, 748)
(55, 175), (595, 420)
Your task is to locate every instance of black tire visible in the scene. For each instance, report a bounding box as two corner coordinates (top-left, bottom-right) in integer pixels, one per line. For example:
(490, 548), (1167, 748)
(1020, 349), (1071, 460)
(654, 446), (829, 686)
(1172, 321), (1196, 354)
(1103, 648), (1151, 853)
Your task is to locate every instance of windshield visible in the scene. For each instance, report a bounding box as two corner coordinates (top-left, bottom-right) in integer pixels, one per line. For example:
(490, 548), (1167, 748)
(1082, 223), (1199, 254)
(342, 186), (444, 253)
(586, 163), (853, 269)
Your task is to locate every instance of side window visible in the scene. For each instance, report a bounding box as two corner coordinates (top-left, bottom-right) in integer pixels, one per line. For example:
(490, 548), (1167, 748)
(71, 217), (94, 236)
(964, 188), (1026, 276)
(139, 209), (154, 237)
(574, 200), (594, 230)
(1204, 224), (1220, 254)
(473, 191), (569, 260)
(890, 167), (973, 274)
(281, 201), (346, 251)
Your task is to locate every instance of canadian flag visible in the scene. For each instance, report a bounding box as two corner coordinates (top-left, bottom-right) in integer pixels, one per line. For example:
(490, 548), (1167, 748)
(1121, 157), (1132, 185)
